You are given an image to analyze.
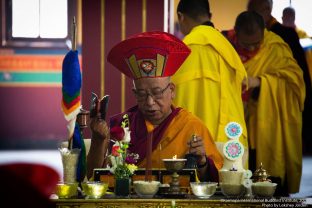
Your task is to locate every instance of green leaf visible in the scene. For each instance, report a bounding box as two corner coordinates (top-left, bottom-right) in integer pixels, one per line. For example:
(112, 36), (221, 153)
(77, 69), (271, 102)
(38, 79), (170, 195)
(123, 144), (129, 149)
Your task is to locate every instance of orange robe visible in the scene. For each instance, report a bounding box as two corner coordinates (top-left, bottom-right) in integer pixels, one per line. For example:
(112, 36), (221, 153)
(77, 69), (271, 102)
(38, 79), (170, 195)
(110, 106), (224, 181)
(138, 108), (223, 171)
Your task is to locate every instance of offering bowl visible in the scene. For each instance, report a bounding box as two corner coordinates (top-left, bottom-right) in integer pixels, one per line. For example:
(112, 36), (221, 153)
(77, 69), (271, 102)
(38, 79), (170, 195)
(251, 181), (277, 198)
(55, 182), (78, 199)
(162, 159), (186, 172)
(81, 181), (108, 199)
(162, 158), (186, 194)
(190, 182), (217, 198)
(133, 180), (160, 198)
(220, 183), (245, 198)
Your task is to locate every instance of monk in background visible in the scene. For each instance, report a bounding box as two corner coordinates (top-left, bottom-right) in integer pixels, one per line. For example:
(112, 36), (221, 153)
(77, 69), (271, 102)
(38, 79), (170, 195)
(172, 0), (248, 166)
(282, 7), (310, 39)
(223, 11), (305, 196)
(247, 0), (312, 157)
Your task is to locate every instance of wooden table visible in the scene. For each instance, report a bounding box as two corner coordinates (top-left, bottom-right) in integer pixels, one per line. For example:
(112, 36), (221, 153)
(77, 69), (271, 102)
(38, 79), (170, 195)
(53, 198), (259, 208)
(53, 196), (307, 208)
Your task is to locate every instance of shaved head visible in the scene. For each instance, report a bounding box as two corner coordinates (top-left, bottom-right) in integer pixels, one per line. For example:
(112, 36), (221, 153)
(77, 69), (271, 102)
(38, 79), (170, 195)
(235, 11), (265, 35)
(247, 0), (272, 10)
(234, 11), (265, 52)
(247, 0), (273, 24)
(282, 7), (296, 27)
(177, 0), (211, 22)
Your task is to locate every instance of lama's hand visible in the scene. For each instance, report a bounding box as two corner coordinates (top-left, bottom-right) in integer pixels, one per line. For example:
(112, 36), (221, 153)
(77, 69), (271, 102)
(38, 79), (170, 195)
(90, 116), (109, 141)
(187, 135), (207, 166)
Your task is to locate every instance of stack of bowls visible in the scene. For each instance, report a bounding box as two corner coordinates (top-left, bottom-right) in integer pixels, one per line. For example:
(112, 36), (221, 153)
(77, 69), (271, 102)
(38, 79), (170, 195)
(218, 170), (245, 198)
(218, 170), (244, 184)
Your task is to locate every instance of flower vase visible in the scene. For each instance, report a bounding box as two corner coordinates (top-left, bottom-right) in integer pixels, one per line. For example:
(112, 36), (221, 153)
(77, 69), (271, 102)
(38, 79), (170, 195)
(114, 178), (131, 197)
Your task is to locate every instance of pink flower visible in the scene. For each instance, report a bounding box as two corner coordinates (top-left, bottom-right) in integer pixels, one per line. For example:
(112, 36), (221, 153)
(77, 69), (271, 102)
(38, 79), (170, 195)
(110, 126), (125, 141)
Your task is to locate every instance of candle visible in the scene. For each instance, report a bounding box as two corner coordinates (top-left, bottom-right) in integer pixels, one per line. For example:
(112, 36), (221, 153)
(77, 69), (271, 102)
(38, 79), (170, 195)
(162, 155), (187, 164)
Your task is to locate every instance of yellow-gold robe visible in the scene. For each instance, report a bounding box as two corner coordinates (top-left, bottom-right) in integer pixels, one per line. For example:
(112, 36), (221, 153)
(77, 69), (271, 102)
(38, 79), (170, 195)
(172, 25), (248, 164)
(138, 108), (224, 172)
(244, 30), (305, 193)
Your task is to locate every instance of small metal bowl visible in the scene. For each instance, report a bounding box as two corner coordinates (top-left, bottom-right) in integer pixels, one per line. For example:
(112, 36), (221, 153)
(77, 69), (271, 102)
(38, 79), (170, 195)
(81, 181), (108, 199)
(220, 183), (245, 198)
(55, 182), (78, 199)
(162, 159), (187, 172)
(252, 182), (277, 198)
(133, 180), (160, 198)
(190, 182), (217, 198)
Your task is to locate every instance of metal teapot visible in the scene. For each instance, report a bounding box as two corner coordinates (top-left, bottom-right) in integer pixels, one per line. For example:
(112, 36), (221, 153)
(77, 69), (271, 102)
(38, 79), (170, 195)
(252, 162), (271, 182)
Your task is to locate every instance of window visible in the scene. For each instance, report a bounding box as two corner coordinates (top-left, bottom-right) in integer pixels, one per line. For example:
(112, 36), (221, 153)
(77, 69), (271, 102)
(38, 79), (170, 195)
(1, 0), (77, 48)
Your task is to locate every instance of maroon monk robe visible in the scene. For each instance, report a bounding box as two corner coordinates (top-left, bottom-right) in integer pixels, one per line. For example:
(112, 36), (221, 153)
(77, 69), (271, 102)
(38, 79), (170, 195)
(110, 105), (181, 163)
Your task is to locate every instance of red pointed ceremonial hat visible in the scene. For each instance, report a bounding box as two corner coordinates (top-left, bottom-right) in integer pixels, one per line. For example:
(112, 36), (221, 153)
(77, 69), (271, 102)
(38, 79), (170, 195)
(107, 31), (190, 79)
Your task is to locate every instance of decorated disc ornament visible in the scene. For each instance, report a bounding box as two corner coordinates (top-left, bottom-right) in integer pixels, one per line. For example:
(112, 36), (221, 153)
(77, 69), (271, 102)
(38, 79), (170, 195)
(225, 122), (243, 139)
(223, 140), (244, 161)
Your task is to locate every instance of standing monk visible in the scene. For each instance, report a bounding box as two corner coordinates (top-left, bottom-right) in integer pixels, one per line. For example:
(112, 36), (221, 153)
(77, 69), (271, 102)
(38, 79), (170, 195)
(172, 0), (248, 165)
(248, 0), (312, 156)
(224, 11), (305, 195)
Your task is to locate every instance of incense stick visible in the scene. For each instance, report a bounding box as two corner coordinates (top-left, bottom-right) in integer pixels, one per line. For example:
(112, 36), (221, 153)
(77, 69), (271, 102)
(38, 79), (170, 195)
(145, 132), (153, 182)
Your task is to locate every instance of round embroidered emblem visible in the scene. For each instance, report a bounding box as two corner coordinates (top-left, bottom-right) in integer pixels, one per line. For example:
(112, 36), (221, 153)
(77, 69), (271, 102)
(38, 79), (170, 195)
(223, 140), (244, 161)
(140, 60), (155, 74)
(225, 122), (243, 139)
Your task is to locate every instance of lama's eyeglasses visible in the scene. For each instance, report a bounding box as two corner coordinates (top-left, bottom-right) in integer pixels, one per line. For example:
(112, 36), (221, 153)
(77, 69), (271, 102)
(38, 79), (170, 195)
(133, 83), (171, 102)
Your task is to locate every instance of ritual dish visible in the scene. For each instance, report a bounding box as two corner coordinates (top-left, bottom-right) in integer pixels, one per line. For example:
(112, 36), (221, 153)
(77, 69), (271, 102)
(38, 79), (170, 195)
(251, 181), (277, 198)
(162, 158), (187, 194)
(133, 180), (160, 198)
(81, 181), (108, 199)
(220, 183), (245, 198)
(190, 182), (218, 198)
(55, 182), (78, 199)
